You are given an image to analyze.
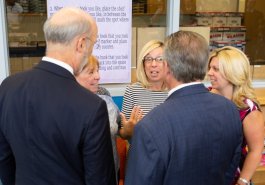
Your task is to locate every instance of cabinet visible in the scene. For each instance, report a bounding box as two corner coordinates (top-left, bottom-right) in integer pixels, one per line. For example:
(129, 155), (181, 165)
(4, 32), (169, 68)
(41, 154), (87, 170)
(9, 56), (41, 74)
(147, 0), (167, 14)
(180, 0), (196, 14)
(132, 0), (167, 15)
(244, 0), (265, 64)
(8, 13), (46, 47)
(7, 13), (46, 74)
(252, 165), (265, 185)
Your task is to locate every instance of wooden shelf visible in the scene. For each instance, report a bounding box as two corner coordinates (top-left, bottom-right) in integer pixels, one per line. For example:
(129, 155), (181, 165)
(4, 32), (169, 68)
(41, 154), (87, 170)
(20, 13), (46, 16)
(252, 165), (265, 185)
(254, 88), (265, 105)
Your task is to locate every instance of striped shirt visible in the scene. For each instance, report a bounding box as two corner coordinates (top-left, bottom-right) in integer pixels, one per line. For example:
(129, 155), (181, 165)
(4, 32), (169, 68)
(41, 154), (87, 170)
(122, 82), (168, 119)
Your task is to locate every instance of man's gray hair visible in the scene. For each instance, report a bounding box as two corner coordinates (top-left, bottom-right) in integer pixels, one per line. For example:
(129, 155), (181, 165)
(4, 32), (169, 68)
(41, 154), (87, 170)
(164, 31), (209, 83)
(43, 7), (92, 45)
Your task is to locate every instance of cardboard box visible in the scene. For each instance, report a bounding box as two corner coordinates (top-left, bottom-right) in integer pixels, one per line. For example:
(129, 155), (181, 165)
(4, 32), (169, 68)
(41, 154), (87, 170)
(212, 16), (227, 27)
(231, 41), (246, 52)
(211, 40), (246, 52)
(211, 40), (230, 50)
(196, 16), (212, 26)
(196, 12), (213, 26)
(226, 12), (243, 26)
(223, 27), (246, 41)
(210, 32), (223, 41)
(180, 26), (210, 44)
(223, 31), (246, 41)
(227, 16), (241, 26)
(223, 26), (246, 41)
(210, 27), (224, 41)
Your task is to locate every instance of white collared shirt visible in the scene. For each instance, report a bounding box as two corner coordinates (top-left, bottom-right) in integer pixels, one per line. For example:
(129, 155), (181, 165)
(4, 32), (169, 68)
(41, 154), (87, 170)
(42, 56), (74, 75)
(168, 82), (203, 97)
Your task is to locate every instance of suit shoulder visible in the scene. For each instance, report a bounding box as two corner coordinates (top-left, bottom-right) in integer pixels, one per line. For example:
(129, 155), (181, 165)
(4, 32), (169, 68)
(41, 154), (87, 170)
(0, 70), (34, 91)
(210, 93), (237, 108)
(77, 86), (105, 106)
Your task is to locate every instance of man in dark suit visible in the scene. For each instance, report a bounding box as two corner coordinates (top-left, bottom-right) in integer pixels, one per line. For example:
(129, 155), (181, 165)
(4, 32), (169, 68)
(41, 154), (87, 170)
(125, 31), (242, 185)
(0, 7), (116, 185)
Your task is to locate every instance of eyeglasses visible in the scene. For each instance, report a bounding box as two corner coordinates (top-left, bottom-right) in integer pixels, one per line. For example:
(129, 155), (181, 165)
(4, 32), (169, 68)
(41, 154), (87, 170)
(143, 56), (164, 64)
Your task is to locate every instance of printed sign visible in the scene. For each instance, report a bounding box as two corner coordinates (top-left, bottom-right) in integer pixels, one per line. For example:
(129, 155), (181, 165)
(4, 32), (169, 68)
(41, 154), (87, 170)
(47, 0), (132, 83)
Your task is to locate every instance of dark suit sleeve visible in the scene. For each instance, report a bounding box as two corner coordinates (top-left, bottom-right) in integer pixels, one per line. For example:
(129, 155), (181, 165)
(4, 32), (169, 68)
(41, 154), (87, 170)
(224, 109), (243, 184)
(125, 122), (165, 185)
(0, 80), (15, 184)
(82, 100), (116, 185)
(0, 128), (15, 185)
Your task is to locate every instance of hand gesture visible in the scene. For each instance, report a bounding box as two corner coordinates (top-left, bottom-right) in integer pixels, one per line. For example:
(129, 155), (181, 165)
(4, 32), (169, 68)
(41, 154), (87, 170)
(119, 106), (143, 139)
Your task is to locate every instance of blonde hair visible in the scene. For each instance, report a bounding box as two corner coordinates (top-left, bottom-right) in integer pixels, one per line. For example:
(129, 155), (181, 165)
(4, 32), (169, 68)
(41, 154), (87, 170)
(209, 46), (259, 109)
(136, 40), (166, 90)
(83, 55), (99, 70)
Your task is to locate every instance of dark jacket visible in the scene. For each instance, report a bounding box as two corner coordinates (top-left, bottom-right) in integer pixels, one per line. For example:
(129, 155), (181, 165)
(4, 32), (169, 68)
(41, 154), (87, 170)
(125, 84), (242, 185)
(0, 61), (116, 185)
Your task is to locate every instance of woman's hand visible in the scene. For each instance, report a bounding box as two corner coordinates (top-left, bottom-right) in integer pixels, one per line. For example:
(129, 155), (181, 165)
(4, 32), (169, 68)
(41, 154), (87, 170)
(119, 106), (143, 140)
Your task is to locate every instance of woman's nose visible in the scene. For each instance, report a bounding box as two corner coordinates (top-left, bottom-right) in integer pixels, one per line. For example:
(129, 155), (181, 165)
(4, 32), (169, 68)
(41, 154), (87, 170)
(151, 60), (157, 66)
(207, 68), (213, 76)
(95, 72), (100, 80)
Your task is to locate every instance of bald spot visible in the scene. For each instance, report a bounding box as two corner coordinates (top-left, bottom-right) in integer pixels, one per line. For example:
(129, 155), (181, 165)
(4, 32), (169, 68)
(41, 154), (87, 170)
(50, 7), (94, 30)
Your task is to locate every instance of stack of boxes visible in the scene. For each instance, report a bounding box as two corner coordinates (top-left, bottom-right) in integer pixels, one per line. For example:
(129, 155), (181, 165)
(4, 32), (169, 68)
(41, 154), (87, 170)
(10, 57), (40, 75)
(132, 0), (167, 14)
(196, 12), (246, 51)
(19, 0), (29, 13)
(28, 0), (46, 13)
(18, 0), (46, 13)
(132, 0), (146, 14)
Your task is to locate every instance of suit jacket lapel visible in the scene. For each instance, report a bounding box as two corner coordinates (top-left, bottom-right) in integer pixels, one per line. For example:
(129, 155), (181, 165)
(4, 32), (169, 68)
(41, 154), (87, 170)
(35, 60), (76, 81)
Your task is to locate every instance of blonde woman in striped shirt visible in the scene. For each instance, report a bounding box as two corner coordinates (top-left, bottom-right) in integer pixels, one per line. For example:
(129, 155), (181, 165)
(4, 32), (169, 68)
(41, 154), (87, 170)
(121, 40), (168, 138)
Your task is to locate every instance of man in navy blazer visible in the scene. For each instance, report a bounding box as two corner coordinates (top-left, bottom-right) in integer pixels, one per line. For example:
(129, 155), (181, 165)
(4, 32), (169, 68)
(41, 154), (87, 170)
(125, 31), (242, 185)
(0, 7), (116, 185)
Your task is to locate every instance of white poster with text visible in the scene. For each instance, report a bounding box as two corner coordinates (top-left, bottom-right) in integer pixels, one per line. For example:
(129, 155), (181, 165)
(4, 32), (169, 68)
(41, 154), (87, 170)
(47, 0), (131, 83)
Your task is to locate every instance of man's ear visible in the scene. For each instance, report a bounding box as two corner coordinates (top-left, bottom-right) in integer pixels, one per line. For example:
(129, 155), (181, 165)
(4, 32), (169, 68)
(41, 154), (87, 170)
(76, 37), (86, 52)
(164, 61), (171, 74)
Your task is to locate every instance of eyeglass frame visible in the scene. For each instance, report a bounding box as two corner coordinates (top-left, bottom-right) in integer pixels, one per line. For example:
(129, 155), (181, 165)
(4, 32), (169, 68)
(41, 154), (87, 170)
(142, 56), (164, 64)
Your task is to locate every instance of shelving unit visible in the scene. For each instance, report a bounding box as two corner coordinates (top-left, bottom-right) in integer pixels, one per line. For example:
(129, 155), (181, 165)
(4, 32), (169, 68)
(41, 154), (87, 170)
(252, 162), (265, 185)
(132, 0), (167, 15)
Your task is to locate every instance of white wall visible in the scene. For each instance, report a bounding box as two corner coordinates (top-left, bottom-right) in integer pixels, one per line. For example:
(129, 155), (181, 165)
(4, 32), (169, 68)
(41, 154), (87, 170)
(0, 1), (10, 83)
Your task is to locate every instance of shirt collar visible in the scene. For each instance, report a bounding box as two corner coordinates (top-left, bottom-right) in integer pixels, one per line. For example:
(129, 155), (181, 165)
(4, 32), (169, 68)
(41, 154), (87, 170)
(168, 82), (202, 97)
(42, 56), (74, 75)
